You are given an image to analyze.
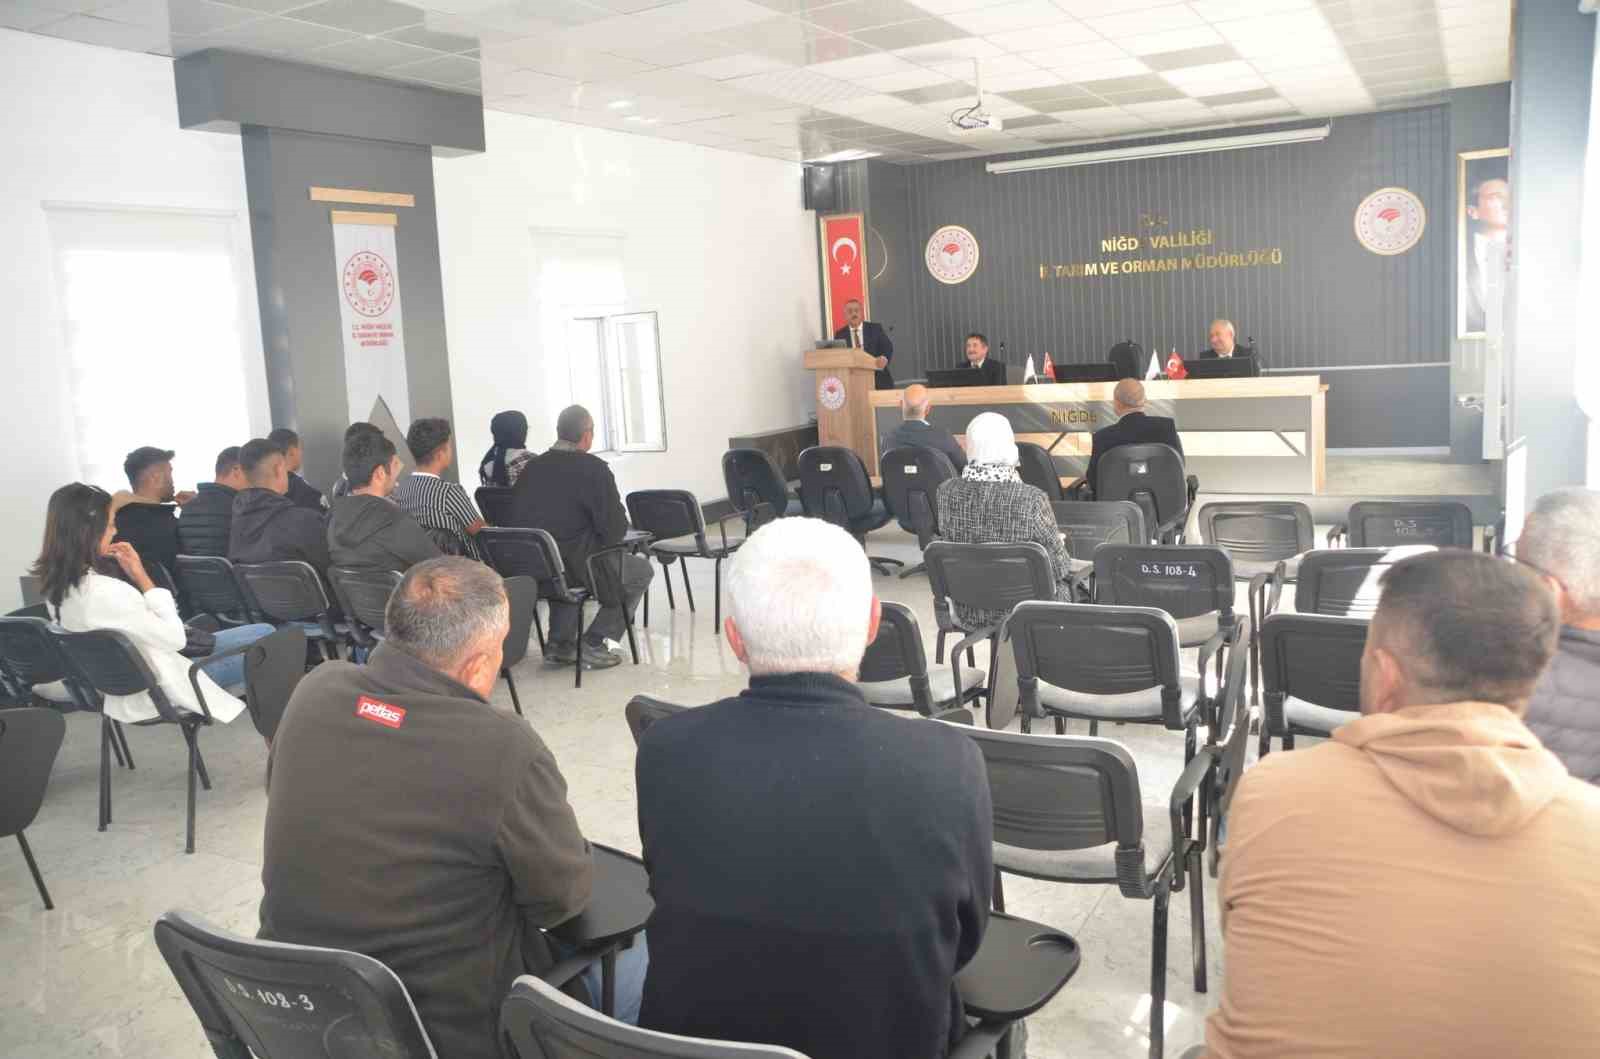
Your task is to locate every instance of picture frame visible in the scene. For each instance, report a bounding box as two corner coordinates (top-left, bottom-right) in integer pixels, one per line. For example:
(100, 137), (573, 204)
(1457, 148), (1510, 338)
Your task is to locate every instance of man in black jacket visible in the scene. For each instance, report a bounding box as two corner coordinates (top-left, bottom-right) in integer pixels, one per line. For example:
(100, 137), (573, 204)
(177, 446), (246, 558)
(327, 430), (441, 575)
(1085, 378), (1184, 492)
(1197, 318), (1265, 369)
(833, 298), (894, 389)
(260, 558), (639, 1059)
(229, 438), (333, 579)
(113, 445), (194, 580)
(268, 428), (328, 511)
(961, 332), (1008, 385)
(510, 405), (652, 669)
(880, 383), (966, 471)
(636, 516), (992, 1059)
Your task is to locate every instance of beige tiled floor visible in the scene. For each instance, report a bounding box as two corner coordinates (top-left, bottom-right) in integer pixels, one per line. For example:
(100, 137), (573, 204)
(0, 527), (1261, 1058)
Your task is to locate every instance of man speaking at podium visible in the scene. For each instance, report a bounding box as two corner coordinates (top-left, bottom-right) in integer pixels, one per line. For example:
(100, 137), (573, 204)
(835, 298), (894, 390)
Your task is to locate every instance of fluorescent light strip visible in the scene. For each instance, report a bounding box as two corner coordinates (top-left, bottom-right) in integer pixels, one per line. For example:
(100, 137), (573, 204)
(985, 124), (1332, 174)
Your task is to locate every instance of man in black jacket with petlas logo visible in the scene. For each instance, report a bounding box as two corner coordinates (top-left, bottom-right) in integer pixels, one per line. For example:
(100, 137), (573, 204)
(509, 405), (652, 670)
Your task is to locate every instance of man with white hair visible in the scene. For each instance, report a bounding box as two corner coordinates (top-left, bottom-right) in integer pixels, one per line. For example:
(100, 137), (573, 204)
(1200, 318), (1264, 368)
(635, 517), (994, 1059)
(1517, 488), (1600, 783)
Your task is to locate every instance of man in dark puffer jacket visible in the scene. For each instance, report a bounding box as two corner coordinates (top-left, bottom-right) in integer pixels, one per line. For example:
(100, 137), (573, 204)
(1518, 488), (1600, 784)
(178, 446), (247, 558)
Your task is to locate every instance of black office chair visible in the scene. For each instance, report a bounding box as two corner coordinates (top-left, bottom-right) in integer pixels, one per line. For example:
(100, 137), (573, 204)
(627, 489), (742, 631)
(1293, 546), (1434, 619)
(154, 909), (440, 1059)
(241, 626), (307, 745)
(879, 446), (958, 578)
(1092, 545), (1238, 692)
(924, 540), (1058, 723)
(1015, 442), (1066, 501)
(499, 576), (537, 717)
(625, 695), (689, 746)
(1095, 443), (1196, 544)
(1049, 499), (1146, 590)
(0, 707), (66, 909)
(476, 486), (517, 527)
(857, 601), (984, 717)
(1108, 340), (1145, 380)
(1329, 500), (1474, 550)
(797, 446), (904, 576)
(502, 974), (807, 1059)
(0, 614), (135, 768)
(1259, 613), (1366, 757)
(236, 561), (348, 661)
(1197, 501), (1314, 703)
(175, 555), (258, 626)
(53, 628), (231, 852)
(1204, 624), (1254, 878)
(960, 724), (1215, 1059)
(328, 567), (402, 652)
(722, 448), (803, 533)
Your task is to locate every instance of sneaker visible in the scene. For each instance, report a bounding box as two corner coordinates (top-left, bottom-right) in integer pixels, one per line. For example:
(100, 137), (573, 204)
(543, 641), (579, 666)
(579, 642), (623, 669)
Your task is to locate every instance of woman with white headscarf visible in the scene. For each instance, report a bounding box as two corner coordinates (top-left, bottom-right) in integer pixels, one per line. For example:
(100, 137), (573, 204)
(935, 412), (1074, 629)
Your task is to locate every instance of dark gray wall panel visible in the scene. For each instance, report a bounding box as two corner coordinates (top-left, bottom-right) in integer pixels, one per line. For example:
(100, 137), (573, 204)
(1275, 365), (1450, 449)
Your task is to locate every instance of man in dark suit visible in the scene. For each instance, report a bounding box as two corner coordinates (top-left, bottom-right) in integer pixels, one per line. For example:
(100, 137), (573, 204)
(880, 383), (966, 471)
(1198, 318), (1264, 369)
(1085, 378), (1183, 491)
(962, 332), (1008, 386)
(833, 298), (894, 390)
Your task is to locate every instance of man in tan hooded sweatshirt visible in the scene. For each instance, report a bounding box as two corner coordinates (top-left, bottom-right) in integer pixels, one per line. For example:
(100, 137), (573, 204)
(1204, 550), (1600, 1058)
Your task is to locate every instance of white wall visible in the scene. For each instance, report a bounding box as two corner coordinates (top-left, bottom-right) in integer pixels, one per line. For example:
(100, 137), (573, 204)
(0, 29), (268, 611)
(433, 109), (820, 506)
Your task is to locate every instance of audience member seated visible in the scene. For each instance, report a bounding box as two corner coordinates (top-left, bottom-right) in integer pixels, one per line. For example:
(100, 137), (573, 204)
(327, 430), (441, 575)
(267, 427), (327, 511)
(935, 412), (1073, 627)
(1083, 378), (1183, 494)
(229, 438), (332, 580)
(393, 417), (486, 559)
(509, 405), (652, 670)
(635, 517), (992, 1059)
(480, 409), (532, 487)
(176, 445), (245, 558)
(329, 422), (384, 501)
(31, 483), (271, 722)
(1204, 550), (1600, 1058)
(113, 445), (194, 580)
(259, 558), (642, 1059)
(1516, 488), (1600, 784)
(880, 382), (966, 471)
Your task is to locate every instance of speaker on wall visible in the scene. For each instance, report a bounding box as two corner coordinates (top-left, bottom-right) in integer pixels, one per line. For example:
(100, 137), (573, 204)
(803, 164), (841, 212)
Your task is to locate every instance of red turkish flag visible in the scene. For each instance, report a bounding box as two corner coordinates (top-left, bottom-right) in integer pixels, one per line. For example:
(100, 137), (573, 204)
(821, 214), (868, 334)
(1042, 352), (1055, 381)
(1166, 351), (1188, 380)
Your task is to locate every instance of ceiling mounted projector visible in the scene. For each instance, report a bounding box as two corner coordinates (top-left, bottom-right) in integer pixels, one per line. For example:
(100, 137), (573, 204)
(949, 59), (1002, 134)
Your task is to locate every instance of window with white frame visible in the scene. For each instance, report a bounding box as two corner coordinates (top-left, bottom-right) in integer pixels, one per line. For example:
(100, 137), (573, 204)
(531, 231), (666, 453)
(45, 205), (258, 492)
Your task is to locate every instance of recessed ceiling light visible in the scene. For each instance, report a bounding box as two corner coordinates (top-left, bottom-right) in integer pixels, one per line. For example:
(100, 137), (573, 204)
(626, 115), (659, 124)
(607, 99), (634, 110)
(809, 149), (881, 163)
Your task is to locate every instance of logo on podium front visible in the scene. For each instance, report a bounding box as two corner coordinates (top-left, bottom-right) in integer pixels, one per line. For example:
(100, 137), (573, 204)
(925, 225), (980, 284)
(1353, 187), (1426, 256)
(818, 374), (847, 411)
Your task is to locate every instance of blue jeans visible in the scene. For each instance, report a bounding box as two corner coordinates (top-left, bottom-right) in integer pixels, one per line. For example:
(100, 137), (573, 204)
(194, 623), (275, 689)
(547, 933), (649, 1026)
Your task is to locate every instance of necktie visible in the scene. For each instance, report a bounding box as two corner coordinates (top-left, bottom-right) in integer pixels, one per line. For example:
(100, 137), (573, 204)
(853, 327), (862, 349)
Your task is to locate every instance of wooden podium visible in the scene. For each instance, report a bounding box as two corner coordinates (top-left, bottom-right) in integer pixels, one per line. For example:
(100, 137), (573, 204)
(804, 348), (882, 476)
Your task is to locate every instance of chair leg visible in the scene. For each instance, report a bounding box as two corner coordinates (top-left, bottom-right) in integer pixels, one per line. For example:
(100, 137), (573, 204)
(1283, 731), (1295, 751)
(661, 557), (677, 610)
(713, 556), (723, 633)
(1088, 719), (1099, 737)
(1182, 726), (1197, 839)
(680, 558), (696, 613)
(1258, 726), (1272, 759)
(98, 716), (111, 831)
(936, 630), (946, 665)
(897, 561), (927, 579)
(643, 573), (650, 627)
(532, 604), (546, 653)
(193, 744), (212, 791)
(1054, 715), (1066, 736)
(115, 721), (136, 770)
(17, 833), (53, 911)
(574, 603), (585, 690)
(1150, 885), (1170, 1059)
(1188, 849), (1207, 993)
(183, 726), (200, 854)
(624, 612), (640, 665)
(992, 867), (1006, 913)
(503, 669), (524, 716)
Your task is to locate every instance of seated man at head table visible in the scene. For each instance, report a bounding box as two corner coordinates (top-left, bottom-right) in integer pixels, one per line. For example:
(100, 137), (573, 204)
(1082, 378), (1183, 496)
(880, 382), (967, 471)
(1201, 550), (1600, 1058)
(1197, 318), (1264, 368)
(635, 516), (993, 1059)
(259, 557), (647, 1059)
(959, 331), (1009, 386)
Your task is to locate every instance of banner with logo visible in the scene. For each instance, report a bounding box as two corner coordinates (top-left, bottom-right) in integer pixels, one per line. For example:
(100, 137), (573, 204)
(332, 214), (411, 428)
(819, 212), (869, 336)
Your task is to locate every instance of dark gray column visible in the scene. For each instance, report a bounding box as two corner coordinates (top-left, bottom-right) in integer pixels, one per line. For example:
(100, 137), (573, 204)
(175, 50), (482, 491)
(1505, 4), (1595, 499)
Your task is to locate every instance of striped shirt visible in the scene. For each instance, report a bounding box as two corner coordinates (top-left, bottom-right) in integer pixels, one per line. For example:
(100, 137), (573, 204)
(392, 472), (484, 560)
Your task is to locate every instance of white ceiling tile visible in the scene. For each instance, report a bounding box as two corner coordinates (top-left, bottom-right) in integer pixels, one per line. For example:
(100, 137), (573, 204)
(1053, 57), (1152, 81)
(1247, 48), (1346, 73)
(1053, 0), (1185, 16)
(817, 93), (923, 114)
(977, 97), (1037, 117)
(1437, 3), (1510, 30)
(1211, 11), (1337, 54)
(601, 33), (743, 64)
(0, 0), (86, 29)
(983, 18), (1100, 52)
(890, 35), (1002, 61)
(1120, 25), (1222, 56)
(927, 53), (1038, 77)
(942, 0), (1075, 35)
(722, 67), (868, 104)
(1082, 3), (1203, 39)
(1161, 60), (1267, 91)
(481, 38), (656, 80)
(979, 67), (1065, 91)
(675, 51), (792, 78)
(1207, 98), (1295, 117)
(803, 52), (921, 81)
(1188, 0), (1312, 17)
(33, 12), (170, 50)
(856, 66), (960, 90)
(1019, 39), (1126, 67)
(901, 0), (1021, 13)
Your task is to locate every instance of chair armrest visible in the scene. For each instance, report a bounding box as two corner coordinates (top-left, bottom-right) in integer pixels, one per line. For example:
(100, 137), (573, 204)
(948, 1022), (1011, 1059)
(1185, 474), (1199, 507)
(1326, 523), (1347, 548)
(949, 624), (1000, 708)
(931, 706), (975, 725)
(538, 946), (610, 990)
(584, 542), (632, 599)
(186, 641), (258, 722)
(712, 508), (755, 552)
(1266, 560), (1286, 615)
(1169, 745), (1221, 855)
(1195, 619), (1236, 706)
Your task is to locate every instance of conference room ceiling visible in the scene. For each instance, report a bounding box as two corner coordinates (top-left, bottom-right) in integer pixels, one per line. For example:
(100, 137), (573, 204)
(9, 0), (1512, 164)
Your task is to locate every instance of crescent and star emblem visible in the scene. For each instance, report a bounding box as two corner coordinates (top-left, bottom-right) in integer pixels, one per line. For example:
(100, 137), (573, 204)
(831, 236), (858, 275)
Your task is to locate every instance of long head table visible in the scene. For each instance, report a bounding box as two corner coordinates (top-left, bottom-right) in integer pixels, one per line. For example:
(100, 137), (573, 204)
(870, 375), (1327, 495)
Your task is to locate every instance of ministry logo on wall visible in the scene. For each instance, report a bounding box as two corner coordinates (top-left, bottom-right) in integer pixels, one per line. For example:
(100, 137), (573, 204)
(1353, 187), (1426, 256)
(331, 215), (411, 428)
(926, 225), (980, 284)
(342, 251), (395, 317)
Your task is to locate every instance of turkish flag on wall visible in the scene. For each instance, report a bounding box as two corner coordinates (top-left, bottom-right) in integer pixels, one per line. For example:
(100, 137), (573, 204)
(820, 213), (869, 335)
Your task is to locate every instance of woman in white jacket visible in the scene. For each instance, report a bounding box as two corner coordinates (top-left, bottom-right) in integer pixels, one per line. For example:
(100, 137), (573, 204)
(33, 484), (273, 724)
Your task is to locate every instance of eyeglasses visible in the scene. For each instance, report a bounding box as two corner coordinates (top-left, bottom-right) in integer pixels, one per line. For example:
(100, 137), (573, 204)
(1503, 538), (1566, 591)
